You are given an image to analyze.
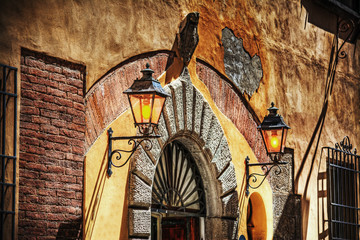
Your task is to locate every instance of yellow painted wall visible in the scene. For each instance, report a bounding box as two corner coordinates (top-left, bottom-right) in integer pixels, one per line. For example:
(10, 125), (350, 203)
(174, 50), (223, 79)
(84, 110), (135, 239)
(1, 0), (359, 239)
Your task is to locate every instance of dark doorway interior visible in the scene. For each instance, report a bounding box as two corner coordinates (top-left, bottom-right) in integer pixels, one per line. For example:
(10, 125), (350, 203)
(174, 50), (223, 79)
(161, 217), (199, 240)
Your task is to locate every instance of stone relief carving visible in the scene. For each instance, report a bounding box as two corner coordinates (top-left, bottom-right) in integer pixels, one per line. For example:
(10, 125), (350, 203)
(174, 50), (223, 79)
(177, 12), (200, 65)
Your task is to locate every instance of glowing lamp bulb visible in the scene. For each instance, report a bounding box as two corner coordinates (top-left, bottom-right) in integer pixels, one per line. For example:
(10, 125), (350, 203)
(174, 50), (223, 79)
(141, 97), (152, 120)
(142, 104), (151, 120)
(270, 136), (279, 149)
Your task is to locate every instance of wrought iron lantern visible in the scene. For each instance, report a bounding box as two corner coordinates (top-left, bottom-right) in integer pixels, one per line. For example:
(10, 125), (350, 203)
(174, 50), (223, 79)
(258, 102), (290, 159)
(107, 63), (170, 177)
(124, 63), (170, 135)
(246, 102), (290, 195)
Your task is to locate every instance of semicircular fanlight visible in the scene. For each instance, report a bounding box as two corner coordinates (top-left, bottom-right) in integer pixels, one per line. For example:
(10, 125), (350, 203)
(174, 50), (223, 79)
(151, 141), (206, 216)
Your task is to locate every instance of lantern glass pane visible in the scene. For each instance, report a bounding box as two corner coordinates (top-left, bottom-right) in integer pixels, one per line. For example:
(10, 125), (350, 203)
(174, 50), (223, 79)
(129, 94), (154, 124)
(262, 128), (283, 153)
(281, 128), (288, 153)
(151, 96), (166, 124)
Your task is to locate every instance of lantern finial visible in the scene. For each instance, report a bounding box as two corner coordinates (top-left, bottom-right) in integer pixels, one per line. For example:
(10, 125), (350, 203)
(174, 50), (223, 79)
(268, 102), (279, 116)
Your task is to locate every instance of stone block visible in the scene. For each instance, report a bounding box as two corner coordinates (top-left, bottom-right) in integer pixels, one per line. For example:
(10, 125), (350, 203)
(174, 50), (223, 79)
(211, 136), (232, 176)
(169, 80), (184, 131)
(179, 67), (194, 132)
(221, 191), (239, 219)
(270, 152), (293, 193)
(144, 138), (162, 167)
(162, 85), (176, 137)
(193, 88), (204, 135)
(273, 194), (302, 240)
(132, 147), (155, 185)
(128, 208), (151, 237)
(199, 102), (213, 141)
(204, 117), (223, 158)
(128, 173), (152, 208)
(205, 217), (238, 240)
(218, 162), (237, 196)
(156, 114), (169, 147)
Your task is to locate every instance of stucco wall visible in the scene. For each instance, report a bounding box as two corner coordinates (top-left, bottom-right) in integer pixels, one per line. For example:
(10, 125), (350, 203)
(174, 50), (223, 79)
(1, 0), (359, 239)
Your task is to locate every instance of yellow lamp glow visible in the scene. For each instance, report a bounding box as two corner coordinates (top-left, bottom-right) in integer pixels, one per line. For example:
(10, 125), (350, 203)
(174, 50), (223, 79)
(270, 135), (280, 149)
(142, 103), (151, 120)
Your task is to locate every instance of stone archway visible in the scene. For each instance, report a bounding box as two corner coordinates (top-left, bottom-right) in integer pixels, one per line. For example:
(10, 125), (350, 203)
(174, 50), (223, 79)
(128, 67), (239, 239)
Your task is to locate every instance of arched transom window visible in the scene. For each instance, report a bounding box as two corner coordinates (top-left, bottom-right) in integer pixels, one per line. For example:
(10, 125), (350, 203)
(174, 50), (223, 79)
(151, 141), (206, 216)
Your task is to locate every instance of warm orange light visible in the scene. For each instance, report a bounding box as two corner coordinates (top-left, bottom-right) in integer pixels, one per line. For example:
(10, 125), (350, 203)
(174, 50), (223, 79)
(270, 136), (280, 149)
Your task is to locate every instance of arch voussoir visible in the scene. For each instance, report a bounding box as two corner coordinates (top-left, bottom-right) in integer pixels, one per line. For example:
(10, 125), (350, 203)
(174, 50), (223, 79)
(211, 135), (232, 177)
(169, 80), (185, 131)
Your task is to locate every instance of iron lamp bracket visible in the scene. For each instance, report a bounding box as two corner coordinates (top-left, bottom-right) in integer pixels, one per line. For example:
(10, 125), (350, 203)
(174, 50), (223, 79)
(107, 127), (160, 177)
(245, 155), (288, 196)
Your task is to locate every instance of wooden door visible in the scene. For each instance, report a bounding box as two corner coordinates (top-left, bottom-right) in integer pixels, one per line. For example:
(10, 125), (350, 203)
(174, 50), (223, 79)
(161, 217), (199, 240)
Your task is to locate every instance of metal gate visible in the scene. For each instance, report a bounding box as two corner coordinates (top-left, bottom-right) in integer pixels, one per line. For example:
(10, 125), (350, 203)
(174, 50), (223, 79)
(0, 64), (17, 240)
(325, 136), (360, 240)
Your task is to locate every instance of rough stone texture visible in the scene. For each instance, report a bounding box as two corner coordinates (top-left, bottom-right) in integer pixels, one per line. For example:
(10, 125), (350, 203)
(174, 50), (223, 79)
(128, 209), (151, 237)
(199, 102), (213, 141)
(85, 53), (171, 150)
(205, 217), (238, 240)
(204, 117), (224, 158)
(131, 147), (156, 185)
(270, 152), (293, 193)
(181, 70), (194, 132)
(271, 150), (302, 240)
(162, 85), (177, 137)
(19, 50), (85, 239)
(221, 191), (239, 219)
(193, 88), (204, 136)
(221, 27), (263, 97)
(273, 194), (302, 240)
(217, 162), (237, 196)
(156, 114), (169, 147)
(169, 80), (185, 131)
(142, 137), (162, 167)
(129, 174), (152, 208)
(211, 135), (232, 176)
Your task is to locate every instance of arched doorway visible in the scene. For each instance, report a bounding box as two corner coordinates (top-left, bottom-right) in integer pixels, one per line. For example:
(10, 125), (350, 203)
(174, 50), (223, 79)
(247, 193), (267, 240)
(151, 141), (206, 240)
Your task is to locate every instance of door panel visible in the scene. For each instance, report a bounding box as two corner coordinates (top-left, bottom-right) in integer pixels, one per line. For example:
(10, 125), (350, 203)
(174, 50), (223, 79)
(161, 217), (199, 240)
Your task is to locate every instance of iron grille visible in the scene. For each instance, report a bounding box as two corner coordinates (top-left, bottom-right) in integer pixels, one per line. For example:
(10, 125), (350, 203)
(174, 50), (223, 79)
(151, 141), (206, 216)
(0, 64), (17, 240)
(325, 136), (360, 240)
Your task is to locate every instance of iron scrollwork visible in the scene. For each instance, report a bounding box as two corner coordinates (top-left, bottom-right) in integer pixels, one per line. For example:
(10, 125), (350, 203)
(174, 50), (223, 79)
(107, 127), (159, 177)
(335, 136), (357, 155)
(245, 156), (288, 196)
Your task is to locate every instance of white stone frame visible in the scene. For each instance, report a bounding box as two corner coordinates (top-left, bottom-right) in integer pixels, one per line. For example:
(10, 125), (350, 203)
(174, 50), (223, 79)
(128, 68), (239, 240)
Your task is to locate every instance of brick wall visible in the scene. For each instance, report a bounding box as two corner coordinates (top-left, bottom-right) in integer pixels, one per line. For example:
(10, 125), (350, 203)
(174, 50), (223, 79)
(19, 49), (85, 239)
(85, 51), (172, 150)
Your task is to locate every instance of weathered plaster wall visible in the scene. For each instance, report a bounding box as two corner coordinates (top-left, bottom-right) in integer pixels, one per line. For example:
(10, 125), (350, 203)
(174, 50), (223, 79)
(1, 0), (360, 239)
(0, 0), (182, 90)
